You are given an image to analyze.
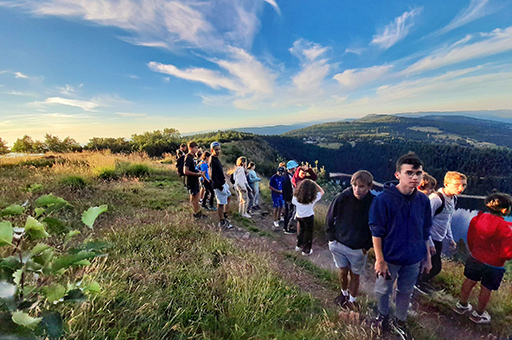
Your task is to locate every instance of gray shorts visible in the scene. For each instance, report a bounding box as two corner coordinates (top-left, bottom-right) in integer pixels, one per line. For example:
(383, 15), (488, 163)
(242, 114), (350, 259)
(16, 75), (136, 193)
(328, 240), (367, 275)
(214, 183), (231, 205)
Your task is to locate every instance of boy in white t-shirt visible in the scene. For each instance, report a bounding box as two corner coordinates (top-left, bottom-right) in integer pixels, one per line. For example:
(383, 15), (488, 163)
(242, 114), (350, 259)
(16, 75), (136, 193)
(292, 179), (324, 256)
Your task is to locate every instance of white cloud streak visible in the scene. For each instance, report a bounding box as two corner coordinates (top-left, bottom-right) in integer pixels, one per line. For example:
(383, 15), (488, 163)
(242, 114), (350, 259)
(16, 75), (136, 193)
(434, 0), (493, 36)
(333, 65), (393, 89)
(42, 97), (100, 111)
(404, 26), (512, 75)
(371, 7), (423, 49)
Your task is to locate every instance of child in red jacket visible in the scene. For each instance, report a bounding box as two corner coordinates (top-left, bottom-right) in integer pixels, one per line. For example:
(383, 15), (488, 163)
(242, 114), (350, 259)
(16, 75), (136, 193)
(453, 192), (512, 324)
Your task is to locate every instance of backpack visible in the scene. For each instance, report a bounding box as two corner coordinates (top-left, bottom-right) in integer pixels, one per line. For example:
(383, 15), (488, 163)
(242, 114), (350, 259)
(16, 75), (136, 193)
(230, 172), (235, 184)
(434, 191), (457, 216)
(176, 154), (185, 177)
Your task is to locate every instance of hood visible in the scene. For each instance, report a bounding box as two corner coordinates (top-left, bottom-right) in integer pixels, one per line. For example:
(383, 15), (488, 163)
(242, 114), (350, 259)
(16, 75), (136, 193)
(383, 181), (418, 201)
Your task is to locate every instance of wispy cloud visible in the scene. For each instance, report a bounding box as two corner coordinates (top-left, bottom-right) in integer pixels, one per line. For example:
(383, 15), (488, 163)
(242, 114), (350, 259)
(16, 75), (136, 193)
(345, 48), (364, 56)
(289, 39), (331, 93)
(333, 65), (393, 89)
(2, 0), (275, 51)
(5, 91), (35, 96)
(58, 84), (82, 96)
(0, 70), (30, 79)
(40, 97), (100, 111)
(149, 47), (276, 106)
(403, 26), (512, 75)
(371, 8), (423, 49)
(434, 0), (494, 36)
(115, 112), (147, 117)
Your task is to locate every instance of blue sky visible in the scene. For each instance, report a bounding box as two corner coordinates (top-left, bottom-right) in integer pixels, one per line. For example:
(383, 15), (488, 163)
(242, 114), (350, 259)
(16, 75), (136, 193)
(1, 0), (511, 144)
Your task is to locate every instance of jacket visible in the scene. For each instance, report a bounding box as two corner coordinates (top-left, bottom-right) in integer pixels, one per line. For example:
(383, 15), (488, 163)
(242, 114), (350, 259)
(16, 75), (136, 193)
(282, 172), (294, 202)
(369, 182), (432, 266)
(467, 212), (512, 267)
(325, 187), (374, 250)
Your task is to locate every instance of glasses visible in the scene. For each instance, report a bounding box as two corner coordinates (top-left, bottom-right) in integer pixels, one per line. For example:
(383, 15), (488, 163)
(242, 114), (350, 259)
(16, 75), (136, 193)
(403, 170), (423, 178)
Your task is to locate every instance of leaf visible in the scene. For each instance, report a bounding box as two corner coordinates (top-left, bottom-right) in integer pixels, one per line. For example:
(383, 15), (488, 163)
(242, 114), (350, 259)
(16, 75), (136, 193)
(42, 217), (68, 235)
(11, 311), (42, 329)
(0, 221), (13, 247)
(63, 289), (86, 302)
(0, 256), (22, 270)
(27, 183), (44, 193)
(44, 284), (66, 303)
(81, 205), (108, 229)
(83, 281), (101, 294)
(13, 269), (23, 285)
(0, 204), (25, 217)
(29, 243), (51, 257)
(51, 252), (97, 274)
(73, 260), (91, 266)
(64, 230), (80, 243)
(34, 208), (45, 218)
(33, 248), (54, 267)
(0, 281), (16, 299)
(35, 194), (69, 208)
(25, 217), (49, 240)
(41, 311), (63, 340)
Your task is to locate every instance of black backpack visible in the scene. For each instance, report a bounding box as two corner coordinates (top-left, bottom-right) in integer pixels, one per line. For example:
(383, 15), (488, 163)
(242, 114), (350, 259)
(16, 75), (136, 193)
(176, 154), (185, 177)
(434, 191), (457, 216)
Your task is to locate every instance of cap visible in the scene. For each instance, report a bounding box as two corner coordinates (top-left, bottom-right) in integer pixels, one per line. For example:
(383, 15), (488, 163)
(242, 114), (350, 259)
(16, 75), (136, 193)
(286, 160), (299, 170)
(277, 166), (285, 173)
(210, 141), (220, 149)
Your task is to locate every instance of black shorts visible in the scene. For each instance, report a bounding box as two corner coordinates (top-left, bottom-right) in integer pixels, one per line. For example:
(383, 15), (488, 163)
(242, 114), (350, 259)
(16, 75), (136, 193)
(464, 256), (505, 291)
(186, 178), (200, 197)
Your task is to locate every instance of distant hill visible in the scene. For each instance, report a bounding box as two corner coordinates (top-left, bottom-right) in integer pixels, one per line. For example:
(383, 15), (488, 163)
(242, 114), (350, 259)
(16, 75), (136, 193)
(396, 110), (512, 124)
(232, 121), (329, 135)
(284, 113), (512, 149)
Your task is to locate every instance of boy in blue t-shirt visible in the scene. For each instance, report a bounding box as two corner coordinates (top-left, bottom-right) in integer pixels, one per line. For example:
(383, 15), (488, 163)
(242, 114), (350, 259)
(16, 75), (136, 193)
(269, 167), (285, 229)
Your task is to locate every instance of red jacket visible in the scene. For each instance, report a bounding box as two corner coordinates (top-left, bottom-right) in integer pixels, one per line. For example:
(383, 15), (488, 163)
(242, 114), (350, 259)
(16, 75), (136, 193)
(467, 211), (512, 267)
(292, 167), (317, 188)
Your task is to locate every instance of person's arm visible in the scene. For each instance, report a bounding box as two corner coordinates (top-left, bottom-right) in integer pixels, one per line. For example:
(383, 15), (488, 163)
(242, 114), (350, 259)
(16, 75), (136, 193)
(372, 236), (389, 277)
(422, 198), (433, 273)
(184, 157), (204, 177)
(325, 195), (340, 242)
(306, 167), (317, 181)
(269, 177), (282, 194)
(315, 182), (324, 196)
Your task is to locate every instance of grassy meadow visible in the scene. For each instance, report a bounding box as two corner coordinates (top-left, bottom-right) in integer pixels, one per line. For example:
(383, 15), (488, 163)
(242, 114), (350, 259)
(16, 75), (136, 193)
(1, 151), (511, 339)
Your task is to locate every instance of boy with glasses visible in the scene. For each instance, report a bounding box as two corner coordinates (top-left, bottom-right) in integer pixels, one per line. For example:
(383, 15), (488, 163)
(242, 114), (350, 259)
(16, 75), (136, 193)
(369, 152), (432, 340)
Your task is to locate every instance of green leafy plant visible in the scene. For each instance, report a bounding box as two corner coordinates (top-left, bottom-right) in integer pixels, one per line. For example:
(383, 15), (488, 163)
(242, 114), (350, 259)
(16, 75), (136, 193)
(59, 175), (88, 190)
(0, 194), (108, 339)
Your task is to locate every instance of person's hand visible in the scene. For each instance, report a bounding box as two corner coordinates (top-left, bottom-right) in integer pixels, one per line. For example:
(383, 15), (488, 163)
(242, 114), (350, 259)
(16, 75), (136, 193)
(422, 257), (432, 274)
(449, 240), (457, 251)
(374, 260), (389, 278)
(429, 246), (436, 255)
(362, 249), (368, 255)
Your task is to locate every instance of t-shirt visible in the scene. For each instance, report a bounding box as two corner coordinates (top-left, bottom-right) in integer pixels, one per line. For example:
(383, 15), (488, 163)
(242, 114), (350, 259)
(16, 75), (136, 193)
(428, 189), (456, 244)
(185, 154), (199, 187)
(209, 156), (225, 190)
(197, 161), (210, 181)
(292, 192), (322, 218)
(269, 174), (284, 196)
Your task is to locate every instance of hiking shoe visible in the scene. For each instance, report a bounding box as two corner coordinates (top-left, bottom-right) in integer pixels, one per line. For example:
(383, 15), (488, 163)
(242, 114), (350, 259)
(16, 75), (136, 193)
(453, 301), (472, 315)
(209, 206), (217, 211)
(334, 294), (348, 307)
(391, 318), (415, 340)
(220, 219), (233, 229)
(283, 228), (296, 235)
(302, 249), (313, 256)
(194, 212), (208, 219)
(273, 221), (280, 227)
(295, 246), (301, 252)
(241, 213), (251, 218)
(370, 313), (390, 335)
(469, 310), (491, 324)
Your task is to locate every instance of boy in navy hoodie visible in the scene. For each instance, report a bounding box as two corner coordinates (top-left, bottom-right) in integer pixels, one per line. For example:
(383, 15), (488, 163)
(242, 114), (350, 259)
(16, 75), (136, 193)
(369, 152), (432, 340)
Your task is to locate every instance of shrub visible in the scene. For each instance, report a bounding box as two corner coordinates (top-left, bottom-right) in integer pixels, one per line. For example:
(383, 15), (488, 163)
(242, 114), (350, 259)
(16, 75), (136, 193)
(95, 167), (118, 180)
(124, 163), (150, 178)
(59, 175), (88, 189)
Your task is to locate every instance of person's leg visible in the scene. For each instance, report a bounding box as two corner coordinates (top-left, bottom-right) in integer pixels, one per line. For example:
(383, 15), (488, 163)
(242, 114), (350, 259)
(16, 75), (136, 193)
(301, 215), (314, 253)
(296, 217), (305, 248)
(375, 262), (398, 317)
(349, 271), (361, 297)
(460, 278), (478, 304)
(339, 268), (349, 292)
(283, 201), (292, 231)
(253, 187), (259, 207)
(395, 262), (421, 321)
(191, 193), (200, 214)
(476, 285), (492, 314)
(200, 185), (206, 207)
(241, 190), (249, 214)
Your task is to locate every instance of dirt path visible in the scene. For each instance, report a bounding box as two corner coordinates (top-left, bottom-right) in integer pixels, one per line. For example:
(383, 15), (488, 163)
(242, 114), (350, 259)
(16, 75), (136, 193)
(215, 203), (503, 340)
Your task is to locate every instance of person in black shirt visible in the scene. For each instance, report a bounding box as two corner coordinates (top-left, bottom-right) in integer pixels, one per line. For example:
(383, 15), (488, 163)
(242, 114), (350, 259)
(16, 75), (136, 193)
(184, 141), (207, 219)
(209, 141), (232, 228)
(325, 170), (375, 308)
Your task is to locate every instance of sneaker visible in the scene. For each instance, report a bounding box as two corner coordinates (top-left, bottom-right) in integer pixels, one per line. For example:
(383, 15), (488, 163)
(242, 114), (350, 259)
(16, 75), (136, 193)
(334, 294), (348, 307)
(302, 249), (313, 256)
(391, 318), (415, 340)
(453, 301), (472, 315)
(469, 310), (491, 324)
(224, 212), (229, 219)
(295, 246), (301, 252)
(209, 206), (217, 211)
(273, 221), (280, 227)
(414, 283), (432, 296)
(241, 213), (252, 218)
(283, 228), (296, 235)
(194, 212), (208, 219)
(370, 313), (390, 335)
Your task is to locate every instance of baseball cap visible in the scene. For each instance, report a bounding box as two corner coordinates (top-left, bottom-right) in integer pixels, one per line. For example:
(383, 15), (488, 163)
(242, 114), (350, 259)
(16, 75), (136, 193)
(210, 141), (220, 149)
(286, 160), (299, 170)
(277, 166), (285, 173)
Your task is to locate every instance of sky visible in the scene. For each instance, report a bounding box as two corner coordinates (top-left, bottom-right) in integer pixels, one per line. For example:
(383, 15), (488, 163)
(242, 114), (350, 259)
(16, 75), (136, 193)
(1, 0), (511, 144)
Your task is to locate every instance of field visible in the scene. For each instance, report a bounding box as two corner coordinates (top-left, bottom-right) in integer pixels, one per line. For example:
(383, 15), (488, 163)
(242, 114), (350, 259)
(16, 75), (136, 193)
(1, 151), (511, 340)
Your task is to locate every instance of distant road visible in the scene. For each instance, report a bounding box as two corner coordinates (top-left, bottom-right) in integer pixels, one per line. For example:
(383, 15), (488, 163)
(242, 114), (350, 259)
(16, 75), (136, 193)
(329, 172), (486, 199)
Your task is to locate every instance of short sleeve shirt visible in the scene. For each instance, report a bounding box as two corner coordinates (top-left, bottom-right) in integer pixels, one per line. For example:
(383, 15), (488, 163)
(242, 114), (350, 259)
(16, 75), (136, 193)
(269, 174), (284, 196)
(185, 154), (199, 187)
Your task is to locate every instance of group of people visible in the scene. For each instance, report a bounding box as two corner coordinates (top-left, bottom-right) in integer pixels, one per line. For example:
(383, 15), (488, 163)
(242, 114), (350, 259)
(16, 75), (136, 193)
(325, 152), (512, 340)
(177, 142), (512, 340)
